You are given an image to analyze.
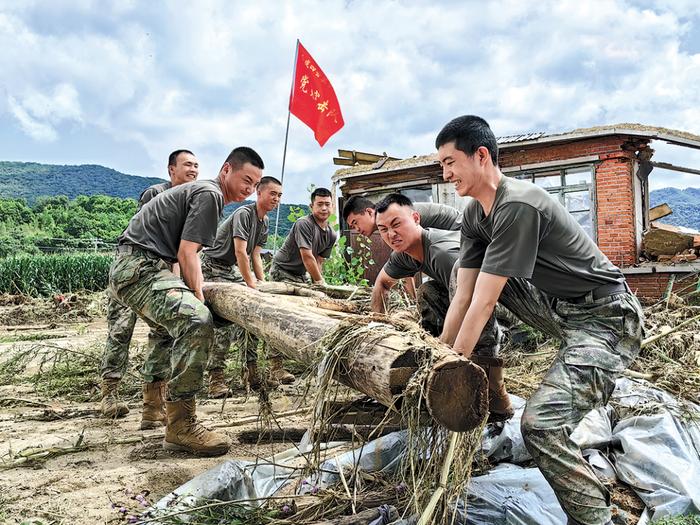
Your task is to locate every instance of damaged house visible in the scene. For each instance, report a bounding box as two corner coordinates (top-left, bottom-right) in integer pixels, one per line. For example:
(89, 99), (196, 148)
(332, 124), (700, 301)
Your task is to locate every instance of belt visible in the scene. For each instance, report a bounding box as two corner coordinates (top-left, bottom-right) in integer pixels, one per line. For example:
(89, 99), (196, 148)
(567, 281), (629, 304)
(116, 244), (172, 264)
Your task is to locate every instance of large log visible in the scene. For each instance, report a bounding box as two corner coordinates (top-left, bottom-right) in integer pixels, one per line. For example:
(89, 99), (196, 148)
(203, 282), (487, 432)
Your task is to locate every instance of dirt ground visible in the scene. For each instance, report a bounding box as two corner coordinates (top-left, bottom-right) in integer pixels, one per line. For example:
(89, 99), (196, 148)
(0, 302), (314, 525)
(0, 293), (656, 525)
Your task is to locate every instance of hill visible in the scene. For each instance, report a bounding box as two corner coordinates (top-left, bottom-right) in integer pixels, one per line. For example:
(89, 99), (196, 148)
(0, 161), (165, 203)
(0, 161), (305, 240)
(649, 187), (700, 231)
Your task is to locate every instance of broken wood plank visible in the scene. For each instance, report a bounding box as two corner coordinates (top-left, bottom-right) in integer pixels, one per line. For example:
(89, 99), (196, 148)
(203, 282), (488, 432)
(649, 203), (672, 221)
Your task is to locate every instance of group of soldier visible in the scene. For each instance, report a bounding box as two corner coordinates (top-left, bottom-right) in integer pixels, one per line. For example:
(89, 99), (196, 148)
(98, 115), (643, 525)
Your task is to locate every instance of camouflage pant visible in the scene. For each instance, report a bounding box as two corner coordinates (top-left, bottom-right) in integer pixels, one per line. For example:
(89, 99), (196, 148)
(100, 290), (171, 381)
(109, 248), (214, 400)
(418, 261), (502, 357)
(269, 263), (310, 284)
(496, 278), (644, 525)
(201, 256), (262, 367)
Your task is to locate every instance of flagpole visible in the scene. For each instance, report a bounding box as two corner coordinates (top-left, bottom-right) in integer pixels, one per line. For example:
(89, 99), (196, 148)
(272, 39), (300, 254)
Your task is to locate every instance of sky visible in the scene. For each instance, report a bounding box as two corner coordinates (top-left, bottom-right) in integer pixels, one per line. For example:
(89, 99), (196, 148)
(1, 0), (700, 203)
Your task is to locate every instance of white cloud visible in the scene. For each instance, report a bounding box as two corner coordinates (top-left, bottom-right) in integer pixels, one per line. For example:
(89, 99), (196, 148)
(0, 0), (699, 201)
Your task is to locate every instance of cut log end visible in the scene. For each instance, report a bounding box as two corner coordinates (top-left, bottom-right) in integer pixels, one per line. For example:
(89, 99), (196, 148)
(425, 357), (488, 432)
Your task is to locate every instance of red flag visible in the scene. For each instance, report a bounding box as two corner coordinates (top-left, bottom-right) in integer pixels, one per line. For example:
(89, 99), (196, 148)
(289, 40), (344, 147)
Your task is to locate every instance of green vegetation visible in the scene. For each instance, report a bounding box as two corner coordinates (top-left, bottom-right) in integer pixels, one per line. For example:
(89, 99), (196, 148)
(0, 253), (112, 296)
(0, 195), (137, 257)
(0, 161), (164, 203)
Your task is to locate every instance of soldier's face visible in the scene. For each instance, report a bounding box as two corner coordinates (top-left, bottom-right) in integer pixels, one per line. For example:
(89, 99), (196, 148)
(169, 153), (199, 186)
(438, 142), (486, 197)
(257, 183), (282, 212)
(376, 203), (421, 252)
(222, 162), (262, 203)
(346, 210), (375, 237)
(311, 195), (333, 222)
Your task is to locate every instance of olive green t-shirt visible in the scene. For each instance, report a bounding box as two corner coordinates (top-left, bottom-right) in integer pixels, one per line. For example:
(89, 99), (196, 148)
(459, 176), (624, 299)
(383, 229), (460, 290)
(137, 181), (171, 211)
(273, 214), (337, 276)
(119, 179), (224, 263)
(414, 202), (461, 231)
(203, 203), (269, 267)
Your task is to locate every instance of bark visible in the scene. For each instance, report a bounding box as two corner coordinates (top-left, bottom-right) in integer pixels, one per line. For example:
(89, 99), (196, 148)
(203, 282), (487, 432)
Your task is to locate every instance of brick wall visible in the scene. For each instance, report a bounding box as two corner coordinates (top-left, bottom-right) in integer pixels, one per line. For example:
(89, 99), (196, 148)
(501, 137), (638, 267)
(625, 272), (695, 303)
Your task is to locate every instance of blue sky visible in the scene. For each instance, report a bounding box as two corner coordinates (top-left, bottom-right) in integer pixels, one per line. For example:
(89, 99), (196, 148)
(1, 0), (700, 203)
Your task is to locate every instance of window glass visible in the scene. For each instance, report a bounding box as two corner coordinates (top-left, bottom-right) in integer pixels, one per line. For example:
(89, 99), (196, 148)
(565, 167), (592, 186)
(534, 173), (562, 189)
(402, 187), (433, 203)
(570, 210), (593, 237)
(565, 190), (590, 212)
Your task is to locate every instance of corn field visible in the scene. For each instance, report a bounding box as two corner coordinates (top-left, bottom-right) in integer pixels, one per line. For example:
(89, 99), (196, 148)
(0, 253), (113, 296)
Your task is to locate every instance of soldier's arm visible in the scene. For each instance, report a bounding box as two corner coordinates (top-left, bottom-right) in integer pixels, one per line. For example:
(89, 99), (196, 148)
(371, 268), (398, 314)
(178, 240), (205, 302)
(440, 268), (479, 346)
(233, 237), (256, 289)
(171, 262), (181, 278)
(403, 276), (416, 299)
(252, 246), (265, 282)
(449, 271), (508, 358)
(300, 247), (324, 283)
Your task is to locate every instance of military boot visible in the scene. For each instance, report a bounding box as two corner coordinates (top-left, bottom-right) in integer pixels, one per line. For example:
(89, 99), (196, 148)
(471, 356), (514, 422)
(100, 377), (129, 418)
(208, 369), (231, 399)
(269, 357), (295, 385)
(141, 380), (167, 430)
(243, 361), (279, 391)
(163, 398), (230, 456)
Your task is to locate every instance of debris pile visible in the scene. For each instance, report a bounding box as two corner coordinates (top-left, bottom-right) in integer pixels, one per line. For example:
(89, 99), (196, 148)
(641, 203), (700, 264)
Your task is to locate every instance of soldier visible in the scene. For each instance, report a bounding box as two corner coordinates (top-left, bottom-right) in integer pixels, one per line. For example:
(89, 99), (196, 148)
(100, 149), (198, 421)
(436, 115), (643, 525)
(342, 196), (461, 298)
(109, 146), (263, 456)
(270, 187), (337, 285)
(201, 176), (288, 394)
(371, 193), (513, 421)
(342, 195), (461, 237)
(267, 187), (336, 384)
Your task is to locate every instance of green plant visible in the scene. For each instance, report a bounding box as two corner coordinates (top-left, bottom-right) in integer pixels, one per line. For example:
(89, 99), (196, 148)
(0, 253), (113, 296)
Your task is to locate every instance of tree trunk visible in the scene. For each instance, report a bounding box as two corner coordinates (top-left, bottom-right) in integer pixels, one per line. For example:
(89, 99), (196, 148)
(203, 282), (487, 432)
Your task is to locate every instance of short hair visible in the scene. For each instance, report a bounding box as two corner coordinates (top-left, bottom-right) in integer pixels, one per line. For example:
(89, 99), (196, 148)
(342, 196), (375, 221)
(311, 187), (332, 203)
(225, 146), (264, 170)
(375, 193), (414, 214)
(258, 176), (282, 190)
(168, 149), (194, 167)
(435, 115), (499, 165)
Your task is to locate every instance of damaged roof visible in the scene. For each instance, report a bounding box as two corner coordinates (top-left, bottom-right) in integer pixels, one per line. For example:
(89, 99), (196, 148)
(332, 123), (700, 181)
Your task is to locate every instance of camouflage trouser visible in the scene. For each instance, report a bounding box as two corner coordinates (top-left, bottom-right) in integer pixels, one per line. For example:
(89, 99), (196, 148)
(497, 278), (644, 525)
(416, 278), (501, 357)
(100, 289), (171, 381)
(109, 248), (214, 400)
(269, 263), (310, 284)
(201, 256), (262, 367)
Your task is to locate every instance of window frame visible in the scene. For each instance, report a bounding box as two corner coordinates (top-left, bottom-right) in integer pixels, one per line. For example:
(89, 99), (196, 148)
(513, 164), (598, 242)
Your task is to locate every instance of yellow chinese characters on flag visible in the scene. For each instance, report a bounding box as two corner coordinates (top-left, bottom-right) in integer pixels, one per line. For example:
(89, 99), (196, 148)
(289, 41), (344, 147)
